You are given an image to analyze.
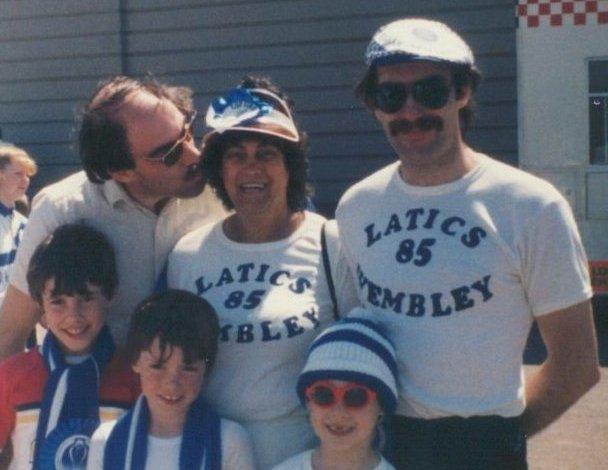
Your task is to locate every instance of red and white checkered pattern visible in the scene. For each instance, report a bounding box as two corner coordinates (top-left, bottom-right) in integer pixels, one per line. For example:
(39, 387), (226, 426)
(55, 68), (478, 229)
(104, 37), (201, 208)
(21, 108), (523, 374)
(517, 0), (608, 27)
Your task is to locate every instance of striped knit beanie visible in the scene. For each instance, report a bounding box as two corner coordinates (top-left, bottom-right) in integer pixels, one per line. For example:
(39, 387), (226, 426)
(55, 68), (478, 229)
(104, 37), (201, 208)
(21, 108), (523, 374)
(297, 316), (398, 413)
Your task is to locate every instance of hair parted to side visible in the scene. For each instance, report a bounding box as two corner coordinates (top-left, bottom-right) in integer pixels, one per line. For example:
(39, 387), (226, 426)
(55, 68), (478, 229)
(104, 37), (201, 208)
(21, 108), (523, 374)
(203, 75), (311, 211)
(27, 224), (118, 304)
(355, 63), (482, 133)
(0, 145), (37, 176)
(125, 289), (220, 374)
(78, 75), (195, 184)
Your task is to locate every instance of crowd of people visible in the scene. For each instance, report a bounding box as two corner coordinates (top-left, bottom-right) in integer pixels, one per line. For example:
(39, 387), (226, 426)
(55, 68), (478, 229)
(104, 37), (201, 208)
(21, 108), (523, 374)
(0, 17), (600, 470)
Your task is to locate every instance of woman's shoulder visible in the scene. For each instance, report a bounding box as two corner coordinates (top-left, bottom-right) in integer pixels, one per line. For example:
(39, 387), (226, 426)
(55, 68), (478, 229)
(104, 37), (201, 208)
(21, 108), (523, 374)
(172, 218), (224, 254)
(298, 210), (328, 233)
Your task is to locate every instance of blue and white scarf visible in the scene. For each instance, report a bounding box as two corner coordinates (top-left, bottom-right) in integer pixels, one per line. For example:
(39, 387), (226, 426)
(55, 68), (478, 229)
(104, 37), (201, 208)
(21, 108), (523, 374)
(103, 394), (222, 470)
(33, 326), (115, 470)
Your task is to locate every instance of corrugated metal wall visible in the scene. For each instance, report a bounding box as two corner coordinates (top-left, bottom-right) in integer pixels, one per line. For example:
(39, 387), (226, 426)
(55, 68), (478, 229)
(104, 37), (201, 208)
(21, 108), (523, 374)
(0, 0), (517, 215)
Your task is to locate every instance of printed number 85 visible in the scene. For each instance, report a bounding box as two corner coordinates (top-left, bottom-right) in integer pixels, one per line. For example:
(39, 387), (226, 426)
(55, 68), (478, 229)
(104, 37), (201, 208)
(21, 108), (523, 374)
(395, 238), (436, 267)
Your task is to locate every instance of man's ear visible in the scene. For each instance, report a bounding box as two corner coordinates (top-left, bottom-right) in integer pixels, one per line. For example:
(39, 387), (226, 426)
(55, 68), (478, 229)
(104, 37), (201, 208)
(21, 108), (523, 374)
(455, 84), (472, 109)
(108, 168), (136, 184)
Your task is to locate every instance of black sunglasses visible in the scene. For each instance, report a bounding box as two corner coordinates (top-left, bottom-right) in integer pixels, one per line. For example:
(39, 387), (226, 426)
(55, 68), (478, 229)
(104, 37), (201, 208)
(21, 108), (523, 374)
(372, 76), (451, 113)
(144, 111), (198, 166)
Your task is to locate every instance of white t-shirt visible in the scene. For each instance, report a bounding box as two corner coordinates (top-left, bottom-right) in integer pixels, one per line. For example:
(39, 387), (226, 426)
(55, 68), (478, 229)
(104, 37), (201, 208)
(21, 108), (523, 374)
(167, 211), (359, 469)
(273, 449), (395, 470)
(87, 418), (254, 470)
(336, 156), (592, 419)
(0, 205), (25, 308)
(9, 171), (226, 344)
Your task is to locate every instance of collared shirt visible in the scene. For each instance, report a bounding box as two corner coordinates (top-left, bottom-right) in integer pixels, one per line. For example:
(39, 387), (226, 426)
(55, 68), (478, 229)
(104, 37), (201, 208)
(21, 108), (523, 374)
(10, 171), (227, 344)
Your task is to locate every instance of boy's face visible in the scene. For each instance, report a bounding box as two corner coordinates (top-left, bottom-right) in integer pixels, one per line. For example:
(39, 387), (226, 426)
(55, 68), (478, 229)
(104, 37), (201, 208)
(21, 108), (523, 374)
(41, 279), (110, 355)
(132, 337), (206, 434)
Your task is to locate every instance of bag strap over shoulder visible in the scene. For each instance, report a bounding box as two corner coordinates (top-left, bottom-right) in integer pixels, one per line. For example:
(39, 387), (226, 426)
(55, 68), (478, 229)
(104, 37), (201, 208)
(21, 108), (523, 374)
(321, 221), (339, 320)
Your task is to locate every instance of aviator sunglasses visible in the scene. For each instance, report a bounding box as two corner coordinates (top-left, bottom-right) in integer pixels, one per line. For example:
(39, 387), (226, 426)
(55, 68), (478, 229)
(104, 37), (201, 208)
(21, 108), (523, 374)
(372, 75), (451, 113)
(305, 381), (377, 409)
(144, 111), (198, 166)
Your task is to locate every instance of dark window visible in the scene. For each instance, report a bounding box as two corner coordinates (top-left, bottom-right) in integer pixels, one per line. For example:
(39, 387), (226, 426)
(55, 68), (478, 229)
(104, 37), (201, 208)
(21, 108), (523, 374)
(590, 60), (608, 164)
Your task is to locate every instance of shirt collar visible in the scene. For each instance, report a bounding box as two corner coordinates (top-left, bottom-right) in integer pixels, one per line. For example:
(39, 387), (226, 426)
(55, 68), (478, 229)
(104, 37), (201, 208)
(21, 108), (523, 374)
(102, 179), (132, 208)
(102, 178), (174, 214)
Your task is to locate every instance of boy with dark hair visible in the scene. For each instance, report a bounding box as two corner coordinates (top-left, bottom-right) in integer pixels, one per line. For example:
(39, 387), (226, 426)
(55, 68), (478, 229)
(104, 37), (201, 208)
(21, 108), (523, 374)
(0, 224), (139, 469)
(88, 289), (254, 470)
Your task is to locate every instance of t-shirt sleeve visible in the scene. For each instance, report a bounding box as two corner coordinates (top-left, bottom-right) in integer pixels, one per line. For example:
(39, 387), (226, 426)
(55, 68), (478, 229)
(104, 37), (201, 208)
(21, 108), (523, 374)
(521, 197), (592, 316)
(323, 220), (361, 317)
(86, 421), (115, 470)
(220, 419), (255, 470)
(10, 193), (70, 296)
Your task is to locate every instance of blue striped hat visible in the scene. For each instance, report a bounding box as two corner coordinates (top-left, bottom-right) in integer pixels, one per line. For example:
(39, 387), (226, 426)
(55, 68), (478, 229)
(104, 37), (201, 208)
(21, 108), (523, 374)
(297, 316), (398, 413)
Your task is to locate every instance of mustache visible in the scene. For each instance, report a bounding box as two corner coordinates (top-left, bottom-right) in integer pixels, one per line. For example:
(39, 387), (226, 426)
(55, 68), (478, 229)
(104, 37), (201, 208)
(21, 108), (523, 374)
(389, 116), (443, 136)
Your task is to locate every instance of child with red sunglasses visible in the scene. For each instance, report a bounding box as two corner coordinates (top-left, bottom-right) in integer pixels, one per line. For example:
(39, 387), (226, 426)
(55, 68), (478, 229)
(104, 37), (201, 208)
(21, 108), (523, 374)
(273, 315), (398, 470)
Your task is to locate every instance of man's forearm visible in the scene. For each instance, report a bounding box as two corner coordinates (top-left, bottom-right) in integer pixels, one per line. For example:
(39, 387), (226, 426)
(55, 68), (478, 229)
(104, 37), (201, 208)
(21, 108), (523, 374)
(0, 285), (40, 361)
(522, 301), (600, 437)
(522, 355), (599, 437)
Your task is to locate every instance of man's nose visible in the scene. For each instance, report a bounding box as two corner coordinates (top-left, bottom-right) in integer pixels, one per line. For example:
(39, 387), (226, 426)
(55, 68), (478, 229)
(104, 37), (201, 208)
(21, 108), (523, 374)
(180, 140), (201, 166)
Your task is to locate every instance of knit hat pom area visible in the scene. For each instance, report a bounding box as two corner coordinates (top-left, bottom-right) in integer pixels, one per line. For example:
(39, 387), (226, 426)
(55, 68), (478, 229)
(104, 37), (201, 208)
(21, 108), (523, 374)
(297, 316), (398, 413)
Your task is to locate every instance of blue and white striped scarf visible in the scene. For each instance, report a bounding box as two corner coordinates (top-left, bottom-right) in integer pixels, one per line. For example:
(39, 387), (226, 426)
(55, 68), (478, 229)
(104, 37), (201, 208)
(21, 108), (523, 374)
(33, 325), (115, 469)
(103, 393), (222, 470)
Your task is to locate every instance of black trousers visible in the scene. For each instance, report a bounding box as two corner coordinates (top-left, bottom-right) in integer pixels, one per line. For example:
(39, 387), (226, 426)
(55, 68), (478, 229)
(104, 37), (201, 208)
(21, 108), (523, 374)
(386, 415), (527, 470)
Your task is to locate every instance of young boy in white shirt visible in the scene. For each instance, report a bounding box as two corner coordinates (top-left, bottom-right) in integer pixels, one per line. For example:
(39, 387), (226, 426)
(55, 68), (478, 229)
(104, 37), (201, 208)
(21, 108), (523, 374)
(87, 289), (255, 470)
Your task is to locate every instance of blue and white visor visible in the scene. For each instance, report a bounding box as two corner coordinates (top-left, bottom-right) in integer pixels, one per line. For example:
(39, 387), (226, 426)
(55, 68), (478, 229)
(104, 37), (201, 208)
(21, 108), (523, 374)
(366, 18), (475, 68)
(204, 87), (299, 143)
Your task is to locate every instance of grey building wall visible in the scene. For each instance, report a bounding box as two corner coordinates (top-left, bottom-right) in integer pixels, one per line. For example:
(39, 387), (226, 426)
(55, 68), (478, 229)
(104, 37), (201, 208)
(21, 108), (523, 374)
(0, 0), (516, 215)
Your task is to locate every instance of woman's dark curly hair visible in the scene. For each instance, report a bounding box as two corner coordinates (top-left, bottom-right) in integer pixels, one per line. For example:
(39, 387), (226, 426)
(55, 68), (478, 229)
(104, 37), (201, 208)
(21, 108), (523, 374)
(202, 76), (311, 212)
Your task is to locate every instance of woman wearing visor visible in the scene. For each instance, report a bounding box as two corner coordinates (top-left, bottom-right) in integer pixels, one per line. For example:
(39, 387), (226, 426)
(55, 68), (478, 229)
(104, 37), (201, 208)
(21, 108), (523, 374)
(167, 76), (358, 468)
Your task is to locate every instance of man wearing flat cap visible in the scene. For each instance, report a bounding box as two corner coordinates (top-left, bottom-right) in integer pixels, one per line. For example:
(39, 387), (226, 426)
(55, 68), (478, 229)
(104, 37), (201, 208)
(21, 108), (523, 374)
(336, 18), (599, 468)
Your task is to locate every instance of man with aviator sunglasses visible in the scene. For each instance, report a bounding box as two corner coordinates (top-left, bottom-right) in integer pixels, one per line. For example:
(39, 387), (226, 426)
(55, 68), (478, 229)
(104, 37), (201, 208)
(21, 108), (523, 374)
(0, 76), (226, 359)
(336, 18), (599, 469)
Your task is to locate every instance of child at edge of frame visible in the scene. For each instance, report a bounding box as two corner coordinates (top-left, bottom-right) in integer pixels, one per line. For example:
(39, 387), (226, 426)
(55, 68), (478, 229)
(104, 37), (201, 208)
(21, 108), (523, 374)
(87, 289), (255, 470)
(0, 223), (140, 469)
(273, 312), (399, 470)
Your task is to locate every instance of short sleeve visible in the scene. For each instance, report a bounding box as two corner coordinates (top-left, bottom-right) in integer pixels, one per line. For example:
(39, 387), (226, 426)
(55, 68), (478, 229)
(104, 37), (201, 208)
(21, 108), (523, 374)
(10, 193), (70, 296)
(86, 421), (115, 470)
(220, 419), (255, 470)
(521, 198), (592, 316)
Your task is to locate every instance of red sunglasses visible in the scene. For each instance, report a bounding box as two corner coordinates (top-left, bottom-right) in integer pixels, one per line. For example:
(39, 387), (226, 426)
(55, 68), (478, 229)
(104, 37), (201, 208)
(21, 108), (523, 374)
(305, 381), (377, 409)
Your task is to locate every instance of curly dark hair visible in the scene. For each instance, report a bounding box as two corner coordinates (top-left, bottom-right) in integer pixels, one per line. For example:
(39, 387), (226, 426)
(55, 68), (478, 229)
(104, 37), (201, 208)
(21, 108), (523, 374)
(355, 63), (482, 133)
(202, 75), (311, 212)
(78, 75), (195, 184)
